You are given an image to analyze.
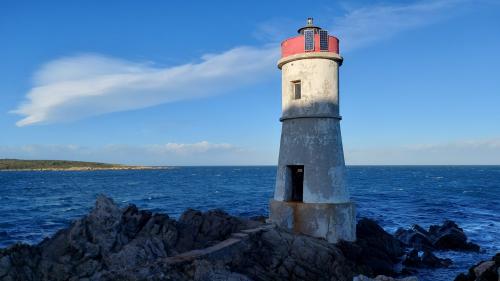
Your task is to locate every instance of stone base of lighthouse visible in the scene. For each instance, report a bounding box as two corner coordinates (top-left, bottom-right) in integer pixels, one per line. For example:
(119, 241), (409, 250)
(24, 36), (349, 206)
(269, 200), (356, 243)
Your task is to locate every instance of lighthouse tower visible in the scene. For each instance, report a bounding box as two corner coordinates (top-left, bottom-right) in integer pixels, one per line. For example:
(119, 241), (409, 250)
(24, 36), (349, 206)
(269, 18), (356, 243)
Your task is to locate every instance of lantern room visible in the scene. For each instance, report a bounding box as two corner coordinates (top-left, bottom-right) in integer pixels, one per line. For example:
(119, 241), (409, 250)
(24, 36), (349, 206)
(280, 18), (340, 58)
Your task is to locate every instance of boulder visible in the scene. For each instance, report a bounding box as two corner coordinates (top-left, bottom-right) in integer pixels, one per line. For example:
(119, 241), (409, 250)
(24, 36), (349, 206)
(395, 220), (480, 252)
(402, 249), (451, 268)
(338, 218), (405, 277)
(176, 208), (249, 252)
(421, 250), (452, 268)
(235, 226), (356, 280)
(454, 253), (500, 281)
(395, 225), (434, 251)
(429, 221), (480, 252)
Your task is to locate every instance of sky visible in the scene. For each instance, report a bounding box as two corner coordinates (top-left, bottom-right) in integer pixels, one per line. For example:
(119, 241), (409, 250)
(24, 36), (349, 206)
(1, 0), (500, 165)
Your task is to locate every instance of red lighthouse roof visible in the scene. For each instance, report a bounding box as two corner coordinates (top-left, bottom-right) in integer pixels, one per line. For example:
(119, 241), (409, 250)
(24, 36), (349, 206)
(281, 18), (339, 58)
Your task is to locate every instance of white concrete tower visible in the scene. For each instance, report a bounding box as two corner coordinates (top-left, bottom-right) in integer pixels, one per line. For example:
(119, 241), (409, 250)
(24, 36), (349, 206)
(269, 18), (356, 243)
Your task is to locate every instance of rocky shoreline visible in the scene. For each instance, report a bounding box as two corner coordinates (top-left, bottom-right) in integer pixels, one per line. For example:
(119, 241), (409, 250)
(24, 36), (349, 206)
(0, 196), (495, 281)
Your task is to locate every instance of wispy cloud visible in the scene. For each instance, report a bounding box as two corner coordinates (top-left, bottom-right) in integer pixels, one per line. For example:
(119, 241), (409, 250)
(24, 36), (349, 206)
(146, 141), (235, 155)
(2, 138), (500, 165)
(345, 138), (500, 165)
(0, 141), (274, 166)
(12, 0), (469, 126)
(333, 0), (469, 52)
(12, 47), (279, 126)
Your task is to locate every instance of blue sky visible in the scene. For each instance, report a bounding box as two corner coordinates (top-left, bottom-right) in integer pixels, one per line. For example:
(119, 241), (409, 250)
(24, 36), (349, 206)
(1, 0), (500, 165)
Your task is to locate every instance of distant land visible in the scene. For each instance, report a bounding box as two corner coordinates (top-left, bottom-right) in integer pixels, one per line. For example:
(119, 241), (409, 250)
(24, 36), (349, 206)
(0, 159), (164, 171)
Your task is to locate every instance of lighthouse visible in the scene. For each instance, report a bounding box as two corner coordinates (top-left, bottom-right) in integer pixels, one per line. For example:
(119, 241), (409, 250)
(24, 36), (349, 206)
(269, 18), (356, 243)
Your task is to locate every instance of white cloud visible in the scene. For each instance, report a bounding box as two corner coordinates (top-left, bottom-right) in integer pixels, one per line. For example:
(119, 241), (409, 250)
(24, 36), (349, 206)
(12, 47), (280, 126)
(12, 0), (470, 126)
(147, 141), (235, 155)
(345, 138), (500, 165)
(0, 141), (275, 166)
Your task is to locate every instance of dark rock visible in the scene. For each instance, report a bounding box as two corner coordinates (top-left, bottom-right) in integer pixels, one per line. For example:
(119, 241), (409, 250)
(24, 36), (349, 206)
(399, 267), (418, 276)
(395, 225), (434, 251)
(176, 208), (247, 251)
(354, 275), (418, 281)
(421, 250), (452, 268)
(0, 243), (40, 280)
(2, 195), (481, 281)
(402, 249), (451, 268)
(454, 253), (500, 281)
(339, 218), (405, 277)
(454, 273), (470, 281)
(0, 195), (358, 281)
(395, 220), (480, 252)
(402, 249), (421, 267)
(357, 218), (405, 259)
(429, 221), (480, 252)
(236, 226), (356, 280)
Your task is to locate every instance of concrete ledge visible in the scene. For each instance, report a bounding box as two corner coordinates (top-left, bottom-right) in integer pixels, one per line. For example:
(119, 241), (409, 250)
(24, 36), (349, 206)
(277, 52), (343, 69)
(269, 200), (356, 243)
(165, 225), (274, 265)
(280, 114), (342, 122)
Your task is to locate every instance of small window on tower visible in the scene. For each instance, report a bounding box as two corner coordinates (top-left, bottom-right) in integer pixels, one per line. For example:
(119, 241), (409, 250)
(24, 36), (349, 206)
(292, 81), (301, 100)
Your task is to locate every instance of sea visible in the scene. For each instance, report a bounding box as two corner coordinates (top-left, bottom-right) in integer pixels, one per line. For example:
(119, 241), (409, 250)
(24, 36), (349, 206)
(0, 166), (499, 280)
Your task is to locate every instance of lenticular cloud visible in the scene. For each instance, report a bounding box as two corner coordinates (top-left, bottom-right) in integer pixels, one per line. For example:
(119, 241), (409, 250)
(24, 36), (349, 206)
(12, 46), (279, 126)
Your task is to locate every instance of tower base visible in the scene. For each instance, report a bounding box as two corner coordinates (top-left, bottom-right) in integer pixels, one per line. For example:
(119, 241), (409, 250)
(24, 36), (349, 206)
(269, 200), (356, 243)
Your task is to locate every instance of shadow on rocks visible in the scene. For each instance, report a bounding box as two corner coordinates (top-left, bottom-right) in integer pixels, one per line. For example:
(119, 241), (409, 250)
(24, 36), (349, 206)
(338, 218), (406, 277)
(0, 195), (359, 281)
(0, 196), (483, 281)
(0, 195), (260, 281)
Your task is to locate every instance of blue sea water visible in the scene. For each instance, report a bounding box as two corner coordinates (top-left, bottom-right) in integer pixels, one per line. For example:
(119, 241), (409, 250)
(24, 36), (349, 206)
(0, 166), (499, 280)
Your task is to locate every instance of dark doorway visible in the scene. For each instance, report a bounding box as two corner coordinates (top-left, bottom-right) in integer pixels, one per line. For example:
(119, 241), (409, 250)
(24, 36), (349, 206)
(288, 165), (304, 202)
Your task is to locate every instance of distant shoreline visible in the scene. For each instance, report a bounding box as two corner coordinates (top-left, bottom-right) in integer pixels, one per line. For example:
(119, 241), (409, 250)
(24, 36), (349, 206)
(0, 166), (171, 172)
(0, 159), (170, 172)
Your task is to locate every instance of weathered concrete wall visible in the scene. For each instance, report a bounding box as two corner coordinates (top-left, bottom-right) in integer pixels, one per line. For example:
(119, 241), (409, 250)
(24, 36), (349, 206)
(271, 51), (356, 242)
(274, 118), (349, 203)
(269, 200), (356, 243)
(280, 57), (340, 120)
(274, 53), (349, 204)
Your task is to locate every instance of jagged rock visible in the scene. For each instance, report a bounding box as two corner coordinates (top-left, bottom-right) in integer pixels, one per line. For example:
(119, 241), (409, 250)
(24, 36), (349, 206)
(454, 253), (500, 281)
(402, 249), (451, 268)
(354, 274), (418, 281)
(430, 221), (480, 252)
(0, 255), (11, 277)
(395, 225), (434, 251)
(176, 208), (249, 252)
(1, 195), (483, 281)
(338, 218), (405, 277)
(421, 250), (452, 268)
(237, 225), (355, 280)
(395, 220), (480, 252)
(0, 195), (357, 281)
